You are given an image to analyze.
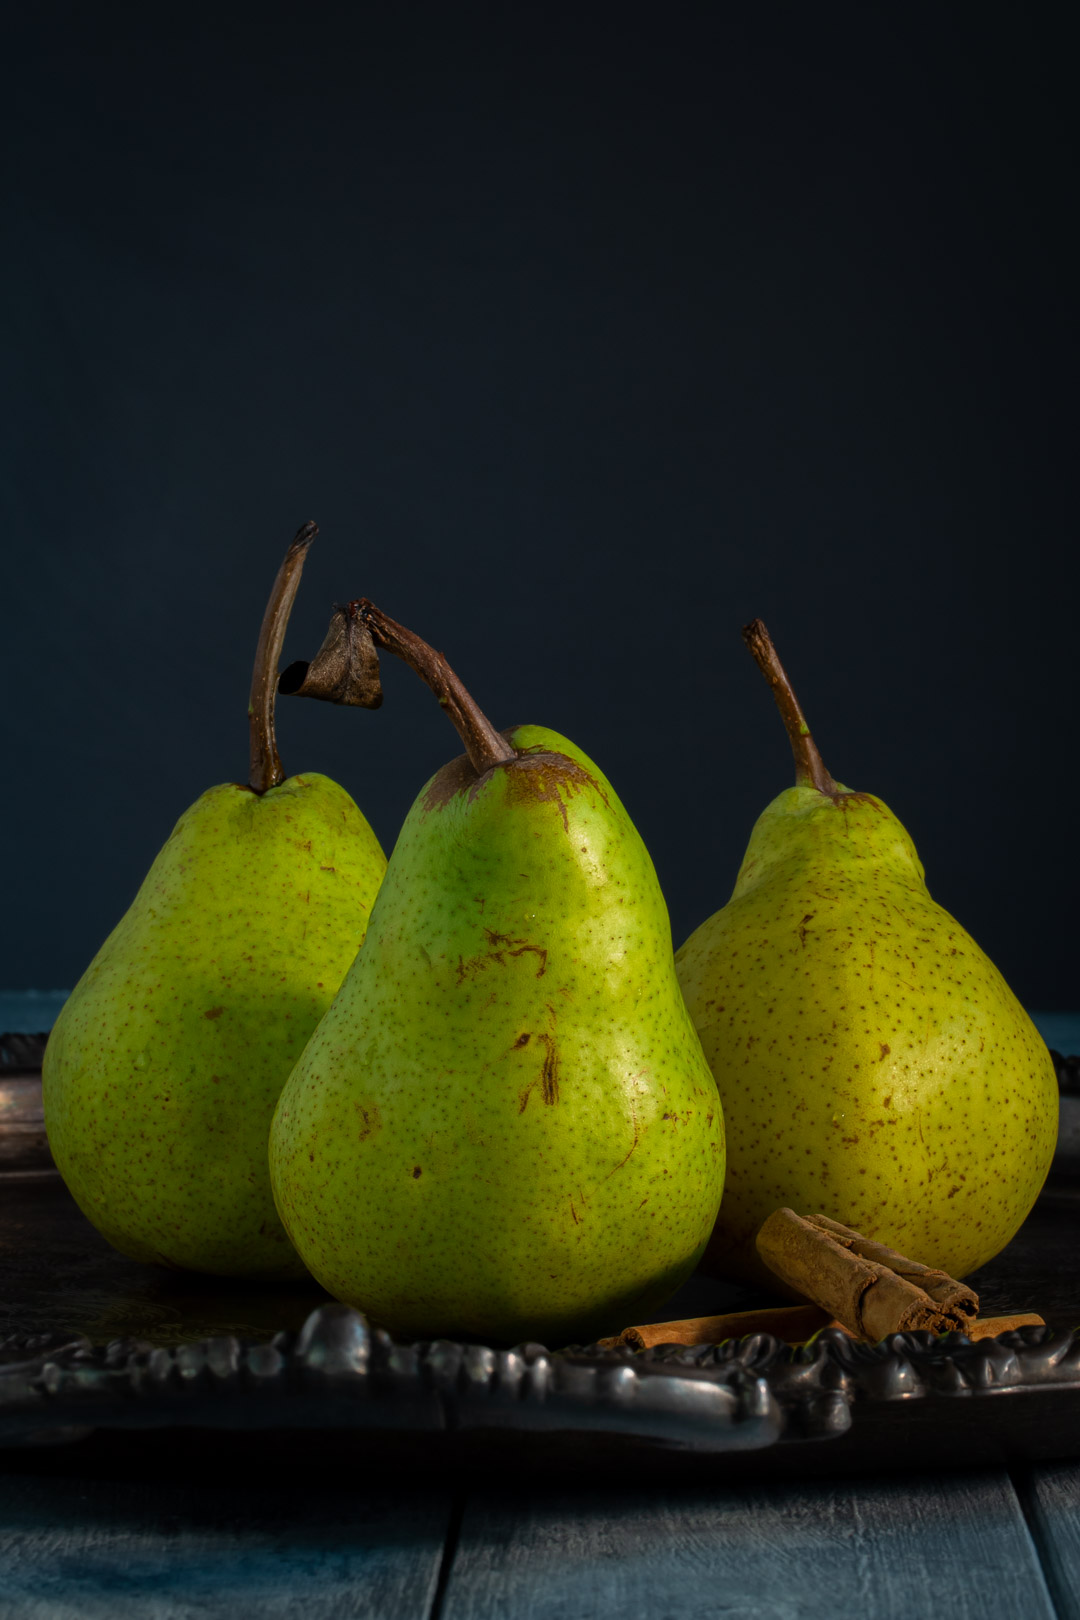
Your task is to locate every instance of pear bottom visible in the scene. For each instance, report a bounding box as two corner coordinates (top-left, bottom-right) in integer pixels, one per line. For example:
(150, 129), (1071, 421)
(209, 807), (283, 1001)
(270, 1036), (723, 1350)
(269, 1018), (724, 1350)
(307, 1247), (705, 1349)
(270, 1094), (721, 1349)
(679, 979), (1059, 1293)
(678, 948), (1058, 1289)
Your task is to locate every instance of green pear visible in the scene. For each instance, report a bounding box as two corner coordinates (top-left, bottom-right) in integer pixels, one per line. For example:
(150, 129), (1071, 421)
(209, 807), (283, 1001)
(269, 603), (724, 1345)
(676, 620), (1058, 1288)
(43, 526), (387, 1277)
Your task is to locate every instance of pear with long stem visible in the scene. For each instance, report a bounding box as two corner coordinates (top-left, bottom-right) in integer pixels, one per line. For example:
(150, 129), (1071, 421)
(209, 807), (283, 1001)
(676, 620), (1058, 1287)
(43, 526), (387, 1277)
(270, 602), (724, 1345)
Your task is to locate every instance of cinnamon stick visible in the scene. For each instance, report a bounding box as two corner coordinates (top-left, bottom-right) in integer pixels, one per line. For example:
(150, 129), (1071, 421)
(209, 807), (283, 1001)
(598, 1307), (1043, 1352)
(756, 1208), (979, 1339)
(599, 1303), (835, 1352)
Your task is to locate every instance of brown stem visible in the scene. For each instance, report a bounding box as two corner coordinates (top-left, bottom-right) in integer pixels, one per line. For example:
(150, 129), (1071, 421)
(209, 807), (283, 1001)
(742, 619), (840, 795)
(248, 522), (317, 793)
(355, 600), (516, 774)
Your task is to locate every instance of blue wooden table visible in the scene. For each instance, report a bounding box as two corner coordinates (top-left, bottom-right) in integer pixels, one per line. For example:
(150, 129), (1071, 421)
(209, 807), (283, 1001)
(2, 1001), (1077, 1619)
(1, 1459), (1077, 1617)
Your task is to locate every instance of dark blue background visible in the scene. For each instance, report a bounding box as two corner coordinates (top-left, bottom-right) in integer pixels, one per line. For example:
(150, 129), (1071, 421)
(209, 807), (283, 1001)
(4, 9), (1076, 1005)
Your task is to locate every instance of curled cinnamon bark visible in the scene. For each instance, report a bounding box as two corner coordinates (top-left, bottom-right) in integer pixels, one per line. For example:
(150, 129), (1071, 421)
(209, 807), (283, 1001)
(756, 1209), (979, 1339)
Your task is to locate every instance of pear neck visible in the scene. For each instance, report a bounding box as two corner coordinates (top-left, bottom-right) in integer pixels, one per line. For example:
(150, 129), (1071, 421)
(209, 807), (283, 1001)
(248, 522), (317, 794)
(355, 601), (516, 775)
(742, 619), (841, 797)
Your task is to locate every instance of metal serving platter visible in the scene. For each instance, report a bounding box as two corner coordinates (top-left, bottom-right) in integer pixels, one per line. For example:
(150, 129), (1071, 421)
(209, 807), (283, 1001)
(2, 1034), (1079, 1476)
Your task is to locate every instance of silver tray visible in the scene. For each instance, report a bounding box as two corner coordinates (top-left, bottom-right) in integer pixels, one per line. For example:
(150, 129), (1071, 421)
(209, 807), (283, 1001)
(3, 1035), (1078, 1475)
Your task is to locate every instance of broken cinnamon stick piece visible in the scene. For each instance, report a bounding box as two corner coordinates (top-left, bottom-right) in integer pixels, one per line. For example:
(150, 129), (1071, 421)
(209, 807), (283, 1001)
(756, 1208), (979, 1339)
(962, 1314), (1044, 1340)
(604, 1303), (835, 1351)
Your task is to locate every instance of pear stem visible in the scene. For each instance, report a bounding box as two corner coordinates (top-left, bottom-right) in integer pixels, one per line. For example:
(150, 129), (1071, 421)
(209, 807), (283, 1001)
(356, 600), (516, 774)
(742, 619), (840, 796)
(248, 522), (318, 793)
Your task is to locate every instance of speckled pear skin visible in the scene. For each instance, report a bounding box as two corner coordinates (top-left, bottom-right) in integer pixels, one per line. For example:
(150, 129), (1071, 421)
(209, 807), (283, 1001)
(676, 784), (1059, 1288)
(43, 774), (387, 1278)
(269, 726), (725, 1346)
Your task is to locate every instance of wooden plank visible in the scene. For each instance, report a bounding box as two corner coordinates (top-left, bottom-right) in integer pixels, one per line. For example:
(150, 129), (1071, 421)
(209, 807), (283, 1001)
(0, 1469), (453, 1619)
(441, 1470), (1056, 1620)
(1016, 1461), (1080, 1619)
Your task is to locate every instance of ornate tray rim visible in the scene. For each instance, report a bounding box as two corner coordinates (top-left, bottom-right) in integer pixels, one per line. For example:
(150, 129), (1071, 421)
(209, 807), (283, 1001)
(2, 1035), (1078, 1461)
(3, 1304), (1080, 1457)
